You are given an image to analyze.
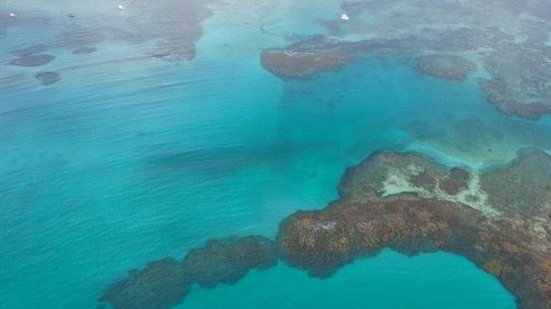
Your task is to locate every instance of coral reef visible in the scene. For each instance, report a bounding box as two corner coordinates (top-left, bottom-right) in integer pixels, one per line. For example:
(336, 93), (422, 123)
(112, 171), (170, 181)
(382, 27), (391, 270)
(35, 72), (61, 86)
(481, 148), (551, 218)
(260, 37), (350, 80)
(479, 78), (551, 120)
(99, 236), (278, 309)
(414, 54), (476, 80)
(181, 236), (279, 288)
(99, 258), (189, 309)
(100, 149), (551, 308)
(259, 0), (551, 119)
(278, 149), (551, 309)
(3, 0), (213, 64)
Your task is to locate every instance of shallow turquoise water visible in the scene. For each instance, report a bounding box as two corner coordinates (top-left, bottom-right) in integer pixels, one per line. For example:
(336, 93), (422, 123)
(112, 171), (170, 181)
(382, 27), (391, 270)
(2, 1), (550, 308)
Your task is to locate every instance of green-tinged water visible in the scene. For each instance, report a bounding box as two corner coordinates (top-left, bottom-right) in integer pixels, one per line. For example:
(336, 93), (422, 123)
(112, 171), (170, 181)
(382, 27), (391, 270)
(2, 0), (549, 308)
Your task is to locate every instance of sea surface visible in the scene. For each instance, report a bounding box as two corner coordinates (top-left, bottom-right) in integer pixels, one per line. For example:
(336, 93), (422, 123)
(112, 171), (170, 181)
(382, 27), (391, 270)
(1, 1), (550, 308)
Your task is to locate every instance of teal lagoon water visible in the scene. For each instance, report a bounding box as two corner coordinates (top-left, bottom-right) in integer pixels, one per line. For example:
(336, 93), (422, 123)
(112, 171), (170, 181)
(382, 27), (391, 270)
(2, 1), (550, 308)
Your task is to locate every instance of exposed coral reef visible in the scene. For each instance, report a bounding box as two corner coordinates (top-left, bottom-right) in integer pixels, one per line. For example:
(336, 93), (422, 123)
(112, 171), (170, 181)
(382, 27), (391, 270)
(278, 149), (551, 309)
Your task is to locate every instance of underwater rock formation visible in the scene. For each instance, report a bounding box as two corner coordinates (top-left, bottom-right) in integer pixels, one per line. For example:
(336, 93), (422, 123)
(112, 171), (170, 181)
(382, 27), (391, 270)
(99, 236), (278, 309)
(35, 72), (61, 86)
(9, 54), (55, 67)
(278, 149), (551, 309)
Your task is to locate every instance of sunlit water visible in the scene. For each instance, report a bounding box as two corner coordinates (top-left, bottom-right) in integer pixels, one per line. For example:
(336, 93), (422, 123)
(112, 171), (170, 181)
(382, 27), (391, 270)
(2, 0), (550, 308)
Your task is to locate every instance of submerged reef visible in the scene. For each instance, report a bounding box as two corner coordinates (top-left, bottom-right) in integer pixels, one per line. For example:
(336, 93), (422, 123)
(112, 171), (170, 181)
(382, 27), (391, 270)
(181, 237), (279, 288)
(9, 54), (55, 67)
(278, 149), (551, 309)
(35, 72), (61, 86)
(71, 46), (98, 55)
(75, 0), (211, 62)
(260, 37), (350, 80)
(99, 258), (189, 309)
(479, 78), (551, 120)
(3, 0), (213, 65)
(99, 236), (278, 309)
(8, 44), (50, 57)
(414, 54), (476, 81)
(101, 149), (551, 308)
(260, 0), (551, 119)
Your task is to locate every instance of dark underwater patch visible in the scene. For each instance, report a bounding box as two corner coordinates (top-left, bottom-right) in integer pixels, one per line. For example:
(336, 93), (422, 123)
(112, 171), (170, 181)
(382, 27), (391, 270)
(72, 46), (98, 55)
(9, 54), (55, 67)
(35, 71), (61, 86)
(8, 44), (49, 57)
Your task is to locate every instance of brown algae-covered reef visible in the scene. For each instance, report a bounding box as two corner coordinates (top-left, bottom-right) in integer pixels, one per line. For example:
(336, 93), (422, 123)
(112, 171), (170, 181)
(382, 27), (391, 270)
(99, 236), (278, 309)
(101, 148), (551, 309)
(278, 149), (551, 309)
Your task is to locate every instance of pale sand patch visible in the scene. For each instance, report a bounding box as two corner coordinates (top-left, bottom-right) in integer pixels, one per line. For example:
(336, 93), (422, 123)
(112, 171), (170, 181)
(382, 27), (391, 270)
(381, 165), (500, 217)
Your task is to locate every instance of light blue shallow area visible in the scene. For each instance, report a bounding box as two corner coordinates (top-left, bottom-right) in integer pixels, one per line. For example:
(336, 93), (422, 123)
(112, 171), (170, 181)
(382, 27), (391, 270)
(2, 1), (550, 308)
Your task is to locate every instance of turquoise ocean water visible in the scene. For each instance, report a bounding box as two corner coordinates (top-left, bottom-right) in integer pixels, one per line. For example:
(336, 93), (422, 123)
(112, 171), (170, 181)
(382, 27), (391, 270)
(2, 1), (550, 308)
